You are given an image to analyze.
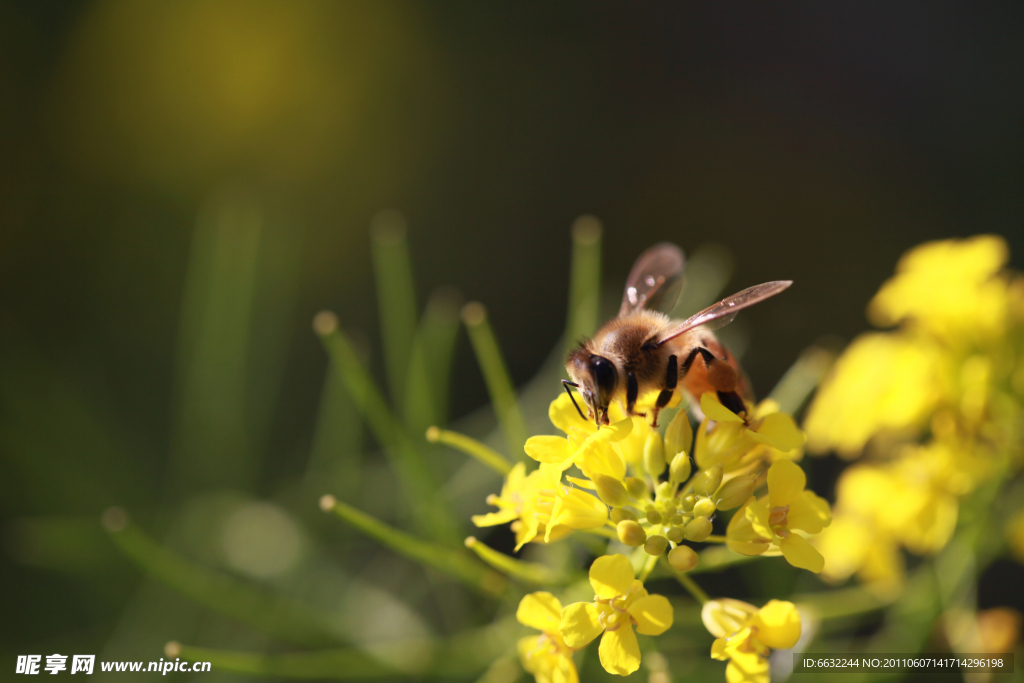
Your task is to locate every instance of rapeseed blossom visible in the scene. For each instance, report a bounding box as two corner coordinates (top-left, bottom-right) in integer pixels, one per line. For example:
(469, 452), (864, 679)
(703, 599), (801, 683)
(559, 554), (673, 676)
(804, 235), (1024, 586)
(466, 380), (827, 681)
(726, 459), (831, 572)
(517, 592), (578, 683)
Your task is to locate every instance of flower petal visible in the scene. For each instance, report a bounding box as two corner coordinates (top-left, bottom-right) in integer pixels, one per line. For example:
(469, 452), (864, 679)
(787, 491), (831, 534)
(559, 602), (603, 648)
(755, 412), (806, 452)
(767, 459), (806, 507)
(578, 437), (626, 480)
(725, 651), (769, 683)
(745, 498), (774, 540)
(750, 600), (801, 650)
(517, 591), (563, 633)
(779, 532), (825, 573)
(598, 416), (634, 443)
(589, 554), (635, 599)
(628, 594), (674, 635)
(550, 393), (594, 435)
(471, 509), (519, 527)
(598, 626), (641, 676)
(525, 436), (572, 464)
(701, 598), (758, 638)
(546, 488), (608, 541)
(701, 392), (745, 423)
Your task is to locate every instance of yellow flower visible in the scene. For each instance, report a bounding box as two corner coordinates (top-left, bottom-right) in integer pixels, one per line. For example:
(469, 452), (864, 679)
(517, 592), (578, 683)
(703, 599), (801, 683)
(559, 554), (673, 676)
(525, 393), (633, 472)
(868, 234), (1009, 343)
(803, 333), (945, 457)
(697, 394), (805, 471)
(727, 460), (830, 572)
(472, 462), (607, 550)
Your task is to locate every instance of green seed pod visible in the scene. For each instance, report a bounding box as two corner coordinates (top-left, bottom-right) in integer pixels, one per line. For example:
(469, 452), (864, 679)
(644, 534), (669, 556)
(715, 476), (756, 511)
(681, 493), (696, 512)
(593, 473), (631, 508)
(664, 409), (694, 458)
(617, 520), (647, 547)
(643, 431), (666, 477)
(692, 463), (724, 497)
(668, 545), (699, 572)
(610, 507), (638, 523)
(669, 453), (692, 485)
(684, 516), (713, 542)
(645, 507), (662, 525)
(693, 497), (717, 518)
(624, 476), (648, 501)
(666, 526), (684, 544)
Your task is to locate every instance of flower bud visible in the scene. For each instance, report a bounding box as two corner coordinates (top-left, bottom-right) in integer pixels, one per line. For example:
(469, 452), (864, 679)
(669, 453), (692, 484)
(610, 507), (637, 523)
(691, 463), (724, 497)
(684, 516), (713, 542)
(664, 409), (693, 458)
(617, 520), (647, 547)
(644, 431), (666, 477)
(644, 534), (669, 556)
(693, 497), (717, 518)
(655, 481), (674, 500)
(645, 507), (662, 524)
(624, 476), (648, 501)
(593, 473), (631, 508)
(668, 545), (698, 572)
(680, 493), (696, 512)
(715, 476), (756, 510)
(666, 526), (684, 544)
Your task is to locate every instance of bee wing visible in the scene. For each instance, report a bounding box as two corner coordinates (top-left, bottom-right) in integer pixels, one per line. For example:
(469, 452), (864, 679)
(619, 243), (686, 317)
(655, 280), (792, 346)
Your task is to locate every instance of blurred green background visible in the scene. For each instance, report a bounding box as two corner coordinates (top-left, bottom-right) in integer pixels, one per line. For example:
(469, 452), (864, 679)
(2, 1), (1023, 681)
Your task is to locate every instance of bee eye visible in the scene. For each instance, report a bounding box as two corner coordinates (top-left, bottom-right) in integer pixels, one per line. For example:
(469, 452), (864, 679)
(589, 356), (618, 402)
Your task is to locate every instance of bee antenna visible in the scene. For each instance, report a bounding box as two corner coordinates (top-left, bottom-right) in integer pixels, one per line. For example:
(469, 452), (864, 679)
(561, 380), (588, 422)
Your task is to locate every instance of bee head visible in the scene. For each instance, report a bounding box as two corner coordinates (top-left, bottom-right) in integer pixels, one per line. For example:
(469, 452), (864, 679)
(564, 349), (618, 426)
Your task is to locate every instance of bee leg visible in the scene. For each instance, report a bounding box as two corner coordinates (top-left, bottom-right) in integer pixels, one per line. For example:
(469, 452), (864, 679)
(626, 372), (645, 417)
(651, 354), (678, 427)
(678, 346), (705, 381)
(689, 347), (748, 421)
(717, 390), (747, 417)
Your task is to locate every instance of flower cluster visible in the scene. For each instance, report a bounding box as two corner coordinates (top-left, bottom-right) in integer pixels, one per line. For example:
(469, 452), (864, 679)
(469, 378), (829, 679)
(804, 235), (1024, 587)
(702, 598), (802, 683)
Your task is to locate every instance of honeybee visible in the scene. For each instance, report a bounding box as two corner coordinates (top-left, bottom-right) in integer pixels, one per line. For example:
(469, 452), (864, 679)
(564, 243), (791, 427)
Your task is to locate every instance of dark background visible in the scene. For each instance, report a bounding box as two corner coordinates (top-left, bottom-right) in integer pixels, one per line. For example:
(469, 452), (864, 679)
(2, 0), (1022, 676)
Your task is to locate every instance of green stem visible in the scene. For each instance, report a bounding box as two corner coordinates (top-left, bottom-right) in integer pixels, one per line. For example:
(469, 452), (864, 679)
(320, 496), (506, 596)
(314, 313), (457, 542)
(101, 508), (343, 647)
(703, 535), (728, 543)
(638, 552), (658, 583)
(464, 536), (560, 586)
(370, 211), (418, 408)
(661, 556), (709, 605)
(426, 427), (512, 476)
(461, 302), (528, 459)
